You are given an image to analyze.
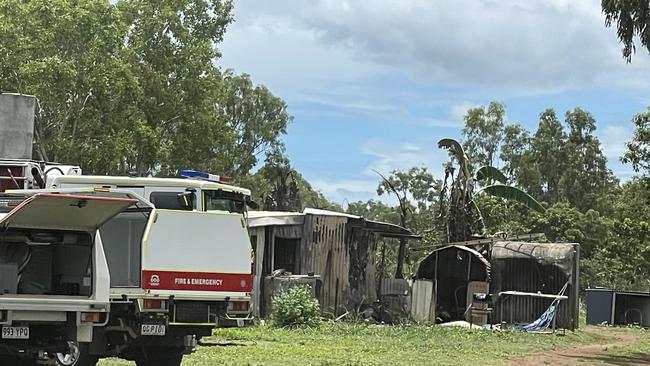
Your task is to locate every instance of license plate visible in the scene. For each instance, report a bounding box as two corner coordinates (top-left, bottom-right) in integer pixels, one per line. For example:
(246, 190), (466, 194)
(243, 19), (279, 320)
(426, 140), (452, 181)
(141, 324), (165, 336)
(2, 326), (29, 339)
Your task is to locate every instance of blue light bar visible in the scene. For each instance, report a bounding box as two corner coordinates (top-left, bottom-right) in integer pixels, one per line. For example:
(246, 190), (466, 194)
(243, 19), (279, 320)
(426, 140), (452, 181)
(180, 169), (230, 183)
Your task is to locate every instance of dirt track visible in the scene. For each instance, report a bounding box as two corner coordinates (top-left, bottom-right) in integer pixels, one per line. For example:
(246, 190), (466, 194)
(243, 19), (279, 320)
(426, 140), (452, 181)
(507, 327), (650, 366)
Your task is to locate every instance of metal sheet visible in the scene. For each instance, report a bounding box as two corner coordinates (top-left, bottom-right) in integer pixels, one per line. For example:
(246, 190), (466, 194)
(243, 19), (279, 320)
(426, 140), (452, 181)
(307, 215), (348, 316)
(247, 211), (305, 228)
(381, 278), (410, 296)
(410, 280), (434, 322)
(273, 225), (302, 239)
(491, 242), (579, 330)
(585, 288), (614, 325)
(0, 94), (35, 160)
(249, 227), (265, 317)
(380, 278), (411, 318)
(100, 212), (147, 287)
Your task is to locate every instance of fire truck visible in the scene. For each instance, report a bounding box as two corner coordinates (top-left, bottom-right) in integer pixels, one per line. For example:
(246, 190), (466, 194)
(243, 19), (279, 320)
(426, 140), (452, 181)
(0, 190), (137, 366)
(42, 171), (255, 365)
(1, 94), (255, 365)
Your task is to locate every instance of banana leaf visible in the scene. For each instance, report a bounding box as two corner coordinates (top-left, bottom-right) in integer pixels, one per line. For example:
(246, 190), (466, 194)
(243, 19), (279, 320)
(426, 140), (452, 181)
(476, 184), (546, 213)
(474, 166), (507, 184)
(437, 138), (471, 178)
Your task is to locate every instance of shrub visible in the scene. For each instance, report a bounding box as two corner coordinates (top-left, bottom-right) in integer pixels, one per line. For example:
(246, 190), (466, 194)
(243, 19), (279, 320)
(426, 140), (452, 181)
(271, 285), (320, 328)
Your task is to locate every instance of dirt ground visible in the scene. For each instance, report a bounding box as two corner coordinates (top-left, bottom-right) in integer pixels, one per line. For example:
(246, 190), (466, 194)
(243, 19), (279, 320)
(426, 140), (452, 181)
(508, 327), (650, 365)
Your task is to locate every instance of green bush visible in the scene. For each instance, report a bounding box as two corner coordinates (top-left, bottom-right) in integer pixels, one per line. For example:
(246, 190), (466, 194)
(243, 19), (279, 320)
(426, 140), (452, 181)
(271, 285), (320, 328)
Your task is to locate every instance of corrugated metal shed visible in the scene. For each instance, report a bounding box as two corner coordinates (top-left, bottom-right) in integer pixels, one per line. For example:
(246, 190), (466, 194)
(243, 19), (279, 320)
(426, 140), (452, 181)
(247, 208), (418, 318)
(415, 245), (491, 322)
(491, 241), (580, 330)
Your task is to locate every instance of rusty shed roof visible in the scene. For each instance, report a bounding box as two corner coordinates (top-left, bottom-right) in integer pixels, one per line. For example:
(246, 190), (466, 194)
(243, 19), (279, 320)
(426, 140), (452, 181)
(247, 211), (305, 227)
(246, 208), (419, 239)
(492, 241), (578, 268)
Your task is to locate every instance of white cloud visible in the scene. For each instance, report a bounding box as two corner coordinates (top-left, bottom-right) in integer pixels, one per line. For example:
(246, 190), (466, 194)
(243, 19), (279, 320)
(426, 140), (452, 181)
(360, 139), (442, 176)
(599, 125), (632, 161)
(451, 101), (480, 122)
(223, 0), (650, 94)
(218, 1), (383, 100)
(303, 0), (650, 89)
(309, 177), (385, 206)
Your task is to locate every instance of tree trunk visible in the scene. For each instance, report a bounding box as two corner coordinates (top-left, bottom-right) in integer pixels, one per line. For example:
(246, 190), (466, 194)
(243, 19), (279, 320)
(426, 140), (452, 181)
(395, 206), (407, 279)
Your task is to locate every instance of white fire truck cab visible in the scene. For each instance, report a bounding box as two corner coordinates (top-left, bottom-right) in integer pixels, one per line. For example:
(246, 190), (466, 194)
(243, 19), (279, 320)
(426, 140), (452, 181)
(0, 190), (137, 366)
(44, 171), (255, 366)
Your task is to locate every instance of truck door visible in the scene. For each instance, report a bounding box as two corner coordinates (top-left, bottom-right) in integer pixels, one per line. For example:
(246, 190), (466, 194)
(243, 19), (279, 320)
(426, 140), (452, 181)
(0, 193), (137, 231)
(141, 210), (252, 294)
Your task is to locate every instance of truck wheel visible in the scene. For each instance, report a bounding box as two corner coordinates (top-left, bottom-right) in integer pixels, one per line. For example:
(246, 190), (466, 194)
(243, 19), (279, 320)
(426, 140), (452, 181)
(54, 342), (98, 366)
(135, 347), (184, 366)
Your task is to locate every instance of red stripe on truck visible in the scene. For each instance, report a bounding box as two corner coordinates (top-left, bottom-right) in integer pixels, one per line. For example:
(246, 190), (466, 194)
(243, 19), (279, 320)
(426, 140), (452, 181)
(142, 270), (253, 292)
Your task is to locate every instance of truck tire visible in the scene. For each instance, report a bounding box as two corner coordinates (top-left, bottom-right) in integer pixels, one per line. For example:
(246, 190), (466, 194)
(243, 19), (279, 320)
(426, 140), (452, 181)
(54, 342), (98, 366)
(135, 347), (184, 366)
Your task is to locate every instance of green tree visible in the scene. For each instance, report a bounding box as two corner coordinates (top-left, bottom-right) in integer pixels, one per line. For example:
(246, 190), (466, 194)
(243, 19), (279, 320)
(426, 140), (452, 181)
(461, 101), (505, 169)
(602, 0), (650, 62)
(0, 0), (289, 178)
(0, 0), (142, 171)
(528, 203), (610, 258)
(347, 200), (401, 225)
(217, 71), (291, 177)
(241, 147), (338, 212)
(375, 167), (441, 278)
(525, 109), (567, 203)
(473, 195), (532, 238)
(622, 108), (650, 175)
(499, 123), (530, 183)
(164, 71), (291, 178)
(561, 108), (617, 212)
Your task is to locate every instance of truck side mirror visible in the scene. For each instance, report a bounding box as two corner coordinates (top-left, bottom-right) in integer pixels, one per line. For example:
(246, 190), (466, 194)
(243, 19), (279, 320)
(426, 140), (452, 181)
(177, 192), (195, 210)
(245, 197), (259, 210)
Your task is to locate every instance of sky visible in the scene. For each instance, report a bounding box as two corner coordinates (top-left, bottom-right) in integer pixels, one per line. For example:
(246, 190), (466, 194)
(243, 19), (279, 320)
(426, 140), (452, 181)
(216, 0), (650, 206)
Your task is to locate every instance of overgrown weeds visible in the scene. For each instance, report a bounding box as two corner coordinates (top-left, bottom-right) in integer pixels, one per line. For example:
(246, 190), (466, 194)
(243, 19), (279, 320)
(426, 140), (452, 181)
(271, 285), (320, 328)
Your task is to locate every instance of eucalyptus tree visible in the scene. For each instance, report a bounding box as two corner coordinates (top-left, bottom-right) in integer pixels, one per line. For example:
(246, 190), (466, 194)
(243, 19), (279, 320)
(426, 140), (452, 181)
(375, 167), (440, 278)
(622, 108), (650, 175)
(461, 102), (505, 169)
(561, 108), (617, 213)
(602, 0), (650, 62)
(499, 123), (531, 183)
(527, 109), (567, 204)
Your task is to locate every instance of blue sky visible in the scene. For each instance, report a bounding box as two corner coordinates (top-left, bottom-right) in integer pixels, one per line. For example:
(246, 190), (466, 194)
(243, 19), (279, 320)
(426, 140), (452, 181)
(217, 0), (650, 206)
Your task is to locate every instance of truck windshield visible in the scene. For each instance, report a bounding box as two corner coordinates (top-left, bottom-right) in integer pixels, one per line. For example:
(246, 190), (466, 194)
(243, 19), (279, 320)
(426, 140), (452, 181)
(149, 191), (194, 210)
(203, 190), (246, 214)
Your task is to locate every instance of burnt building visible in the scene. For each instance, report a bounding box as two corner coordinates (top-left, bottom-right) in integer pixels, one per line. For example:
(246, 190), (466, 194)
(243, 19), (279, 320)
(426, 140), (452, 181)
(247, 208), (418, 318)
(491, 241), (580, 330)
(413, 240), (580, 329)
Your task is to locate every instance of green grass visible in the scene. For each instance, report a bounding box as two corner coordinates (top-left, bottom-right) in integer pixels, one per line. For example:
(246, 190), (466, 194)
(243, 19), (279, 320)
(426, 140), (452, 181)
(580, 326), (650, 365)
(99, 322), (609, 366)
